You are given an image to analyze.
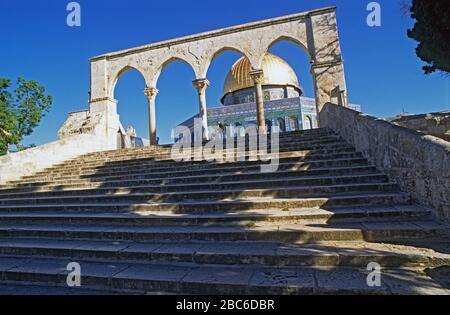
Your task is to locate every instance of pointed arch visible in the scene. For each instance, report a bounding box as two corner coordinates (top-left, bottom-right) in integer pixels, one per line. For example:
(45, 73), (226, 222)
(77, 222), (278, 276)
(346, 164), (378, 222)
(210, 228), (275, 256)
(304, 115), (313, 130)
(151, 56), (197, 87)
(259, 35), (311, 68)
(201, 46), (253, 79)
(110, 65), (147, 99)
(152, 56), (198, 144)
(264, 35), (315, 99)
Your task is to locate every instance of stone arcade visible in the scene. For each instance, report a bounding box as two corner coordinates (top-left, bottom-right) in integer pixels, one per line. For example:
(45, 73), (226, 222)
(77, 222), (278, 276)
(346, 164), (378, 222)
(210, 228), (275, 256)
(85, 6), (348, 148)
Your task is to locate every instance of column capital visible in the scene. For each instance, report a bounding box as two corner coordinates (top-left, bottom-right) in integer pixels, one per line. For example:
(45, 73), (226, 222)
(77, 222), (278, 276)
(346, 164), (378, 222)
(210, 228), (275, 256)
(144, 87), (159, 98)
(249, 69), (264, 84)
(192, 78), (210, 94)
(144, 87), (158, 145)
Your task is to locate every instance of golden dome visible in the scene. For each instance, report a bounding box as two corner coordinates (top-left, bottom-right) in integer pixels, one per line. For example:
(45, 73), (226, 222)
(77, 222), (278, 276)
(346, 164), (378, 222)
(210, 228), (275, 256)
(222, 52), (300, 97)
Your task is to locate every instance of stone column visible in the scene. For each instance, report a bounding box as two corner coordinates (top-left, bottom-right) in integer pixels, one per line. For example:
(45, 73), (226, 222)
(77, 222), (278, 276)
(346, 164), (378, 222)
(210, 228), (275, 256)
(306, 10), (348, 123)
(89, 97), (120, 150)
(249, 69), (266, 131)
(311, 60), (347, 112)
(192, 78), (210, 141)
(144, 87), (159, 145)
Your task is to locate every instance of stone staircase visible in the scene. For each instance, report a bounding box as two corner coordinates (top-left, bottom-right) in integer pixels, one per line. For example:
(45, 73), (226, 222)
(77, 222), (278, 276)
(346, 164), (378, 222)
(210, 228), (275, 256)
(0, 128), (449, 295)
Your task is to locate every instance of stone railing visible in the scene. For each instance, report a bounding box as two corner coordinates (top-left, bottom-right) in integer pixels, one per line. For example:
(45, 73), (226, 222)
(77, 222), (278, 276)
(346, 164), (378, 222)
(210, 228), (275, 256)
(319, 103), (450, 222)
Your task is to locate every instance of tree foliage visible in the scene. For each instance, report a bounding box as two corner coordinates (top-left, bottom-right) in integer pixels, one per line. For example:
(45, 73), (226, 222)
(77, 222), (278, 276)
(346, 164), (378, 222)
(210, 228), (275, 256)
(0, 77), (52, 155)
(0, 79), (15, 154)
(407, 0), (450, 74)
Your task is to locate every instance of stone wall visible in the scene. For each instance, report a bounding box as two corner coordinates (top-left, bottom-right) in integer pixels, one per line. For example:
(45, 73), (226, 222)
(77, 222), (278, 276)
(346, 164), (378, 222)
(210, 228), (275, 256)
(389, 112), (450, 142)
(0, 134), (110, 184)
(319, 103), (450, 222)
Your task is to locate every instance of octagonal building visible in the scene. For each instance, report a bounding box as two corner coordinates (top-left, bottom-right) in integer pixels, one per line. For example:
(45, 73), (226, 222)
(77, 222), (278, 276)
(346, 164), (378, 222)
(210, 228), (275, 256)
(177, 52), (360, 138)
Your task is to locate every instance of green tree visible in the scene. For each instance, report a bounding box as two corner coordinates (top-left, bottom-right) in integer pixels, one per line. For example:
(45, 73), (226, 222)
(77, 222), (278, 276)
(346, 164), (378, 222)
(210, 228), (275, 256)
(0, 77), (52, 155)
(0, 79), (16, 154)
(407, 0), (450, 74)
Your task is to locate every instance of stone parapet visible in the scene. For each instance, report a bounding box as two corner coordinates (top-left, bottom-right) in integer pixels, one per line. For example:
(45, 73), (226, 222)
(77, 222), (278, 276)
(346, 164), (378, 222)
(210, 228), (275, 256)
(319, 103), (450, 222)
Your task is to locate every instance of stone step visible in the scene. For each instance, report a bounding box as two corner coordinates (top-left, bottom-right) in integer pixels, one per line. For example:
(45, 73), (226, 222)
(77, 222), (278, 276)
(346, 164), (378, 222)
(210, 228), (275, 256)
(5, 165), (380, 188)
(0, 219), (447, 243)
(26, 149), (362, 180)
(0, 152), (365, 190)
(52, 137), (344, 165)
(0, 205), (432, 226)
(191, 137), (342, 151)
(1, 127), (448, 295)
(49, 143), (355, 170)
(6, 147), (360, 185)
(63, 130), (336, 160)
(0, 183), (401, 206)
(47, 139), (349, 166)
(16, 156), (368, 183)
(31, 156), (369, 180)
(0, 256), (448, 294)
(0, 237), (448, 268)
(35, 129), (334, 164)
(0, 168), (378, 194)
(137, 134), (343, 149)
(0, 173), (389, 198)
(0, 192), (412, 213)
(76, 129), (335, 157)
(0, 283), (123, 295)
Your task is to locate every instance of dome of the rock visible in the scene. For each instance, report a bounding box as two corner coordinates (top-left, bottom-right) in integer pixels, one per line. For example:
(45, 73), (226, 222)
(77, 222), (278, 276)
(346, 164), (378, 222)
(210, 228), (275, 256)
(222, 52), (301, 104)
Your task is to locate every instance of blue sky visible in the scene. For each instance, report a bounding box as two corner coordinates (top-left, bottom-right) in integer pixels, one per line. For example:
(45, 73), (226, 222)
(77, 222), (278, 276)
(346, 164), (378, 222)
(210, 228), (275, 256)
(0, 0), (448, 145)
